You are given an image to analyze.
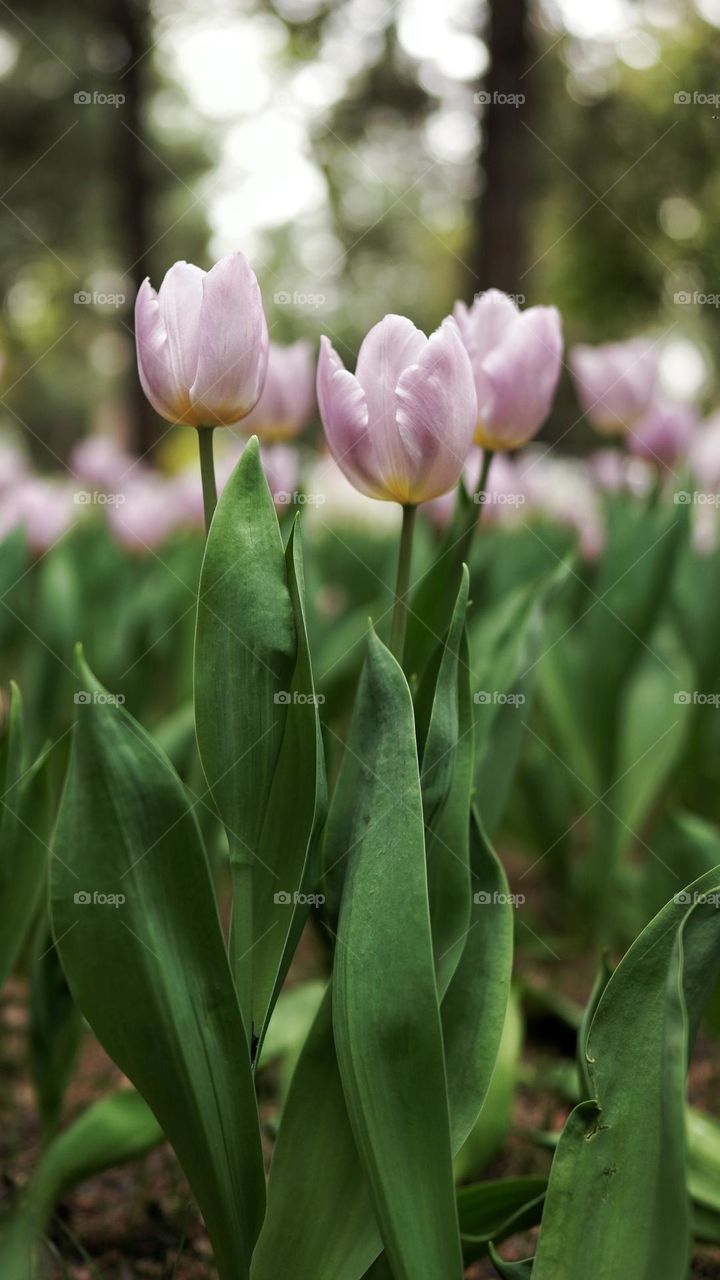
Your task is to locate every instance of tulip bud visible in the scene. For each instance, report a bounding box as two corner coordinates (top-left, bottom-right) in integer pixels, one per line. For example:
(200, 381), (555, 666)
(317, 314), (477, 505)
(627, 398), (697, 469)
(569, 337), (656, 436)
(135, 253), (268, 428)
(453, 290), (563, 451)
(241, 341), (315, 440)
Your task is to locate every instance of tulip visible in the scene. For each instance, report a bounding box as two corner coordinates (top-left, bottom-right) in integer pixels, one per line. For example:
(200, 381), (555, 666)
(453, 290), (563, 451)
(569, 337), (657, 436)
(317, 314), (476, 505)
(241, 341), (315, 440)
(107, 474), (180, 553)
(70, 435), (135, 489)
(0, 478), (77, 553)
(135, 253), (268, 429)
(691, 413), (720, 493)
(627, 398), (697, 469)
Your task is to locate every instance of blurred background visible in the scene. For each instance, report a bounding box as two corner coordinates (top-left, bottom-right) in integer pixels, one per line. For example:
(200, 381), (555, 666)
(1, 0), (719, 464)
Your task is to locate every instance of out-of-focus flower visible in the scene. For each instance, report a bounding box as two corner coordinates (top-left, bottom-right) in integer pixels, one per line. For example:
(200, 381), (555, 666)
(317, 315), (476, 504)
(627, 398), (697, 469)
(241, 341), (315, 440)
(107, 475), (180, 552)
(519, 450), (605, 560)
(0, 440), (28, 492)
(427, 449), (526, 528)
(0, 478), (78, 553)
(569, 338), (657, 436)
(303, 453), (401, 535)
(453, 290), (563, 451)
(135, 252), (268, 428)
(172, 441), (300, 527)
(262, 444), (300, 508)
(691, 413), (720, 493)
(70, 435), (135, 489)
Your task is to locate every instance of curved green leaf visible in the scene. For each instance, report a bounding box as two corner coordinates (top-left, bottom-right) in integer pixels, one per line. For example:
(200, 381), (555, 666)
(51, 652), (264, 1280)
(332, 631), (463, 1280)
(533, 864), (720, 1280)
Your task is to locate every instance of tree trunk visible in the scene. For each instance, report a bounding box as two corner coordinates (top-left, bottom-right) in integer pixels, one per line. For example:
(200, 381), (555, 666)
(470, 0), (531, 299)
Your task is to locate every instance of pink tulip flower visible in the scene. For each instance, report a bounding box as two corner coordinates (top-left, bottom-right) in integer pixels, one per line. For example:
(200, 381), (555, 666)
(569, 338), (657, 436)
(241, 340), (315, 440)
(70, 435), (135, 489)
(107, 475), (180, 552)
(691, 413), (720, 493)
(627, 398), (697, 469)
(317, 314), (477, 505)
(135, 252), (268, 428)
(453, 290), (563, 451)
(0, 478), (78, 553)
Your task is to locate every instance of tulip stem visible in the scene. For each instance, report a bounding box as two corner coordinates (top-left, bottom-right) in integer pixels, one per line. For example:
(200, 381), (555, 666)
(390, 503), (417, 663)
(475, 448), (495, 518)
(197, 427), (217, 535)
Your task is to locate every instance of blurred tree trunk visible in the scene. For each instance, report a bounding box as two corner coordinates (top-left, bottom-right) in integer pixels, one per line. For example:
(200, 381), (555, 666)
(113, 0), (156, 456)
(470, 0), (531, 298)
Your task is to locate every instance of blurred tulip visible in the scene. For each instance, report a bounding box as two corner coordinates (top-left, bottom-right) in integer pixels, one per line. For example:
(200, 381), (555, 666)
(70, 435), (135, 489)
(317, 315), (476, 504)
(107, 475), (179, 552)
(453, 290), (563, 451)
(569, 338), (657, 436)
(135, 253), (268, 428)
(0, 478), (78, 553)
(691, 414), (720, 492)
(241, 341), (315, 440)
(627, 398), (697, 469)
(0, 440), (28, 491)
(519, 451), (605, 560)
(427, 449), (526, 528)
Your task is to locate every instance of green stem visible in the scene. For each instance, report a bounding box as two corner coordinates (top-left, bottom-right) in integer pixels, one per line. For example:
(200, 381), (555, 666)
(456, 448), (495, 568)
(390, 503), (417, 663)
(197, 427), (217, 535)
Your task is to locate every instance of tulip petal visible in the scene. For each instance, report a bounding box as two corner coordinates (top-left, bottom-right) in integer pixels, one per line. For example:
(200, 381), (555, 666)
(453, 290), (519, 368)
(191, 252), (269, 426)
(157, 261), (204, 399)
(477, 306), (563, 449)
(316, 337), (387, 498)
(395, 318), (477, 502)
(354, 315), (427, 500)
(135, 279), (190, 424)
(243, 340), (315, 439)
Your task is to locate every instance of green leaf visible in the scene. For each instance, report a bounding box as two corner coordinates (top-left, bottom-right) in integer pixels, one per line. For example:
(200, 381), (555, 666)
(194, 437), (297, 1028)
(29, 919), (84, 1141)
(533, 864), (720, 1280)
(490, 1244), (534, 1279)
(403, 480), (475, 682)
(416, 567), (472, 992)
(50, 651), (265, 1280)
(443, 809), (514, 1154)
(0, 1089), (162, 1280)
(332, 631), (463, 1280)
(0, 684), (51, 988)
(458, 1177), (546, 1264)
(454, 988), (522, 1181)
(249, 519), (327, 1048)
(251, 988), (382, 1280)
